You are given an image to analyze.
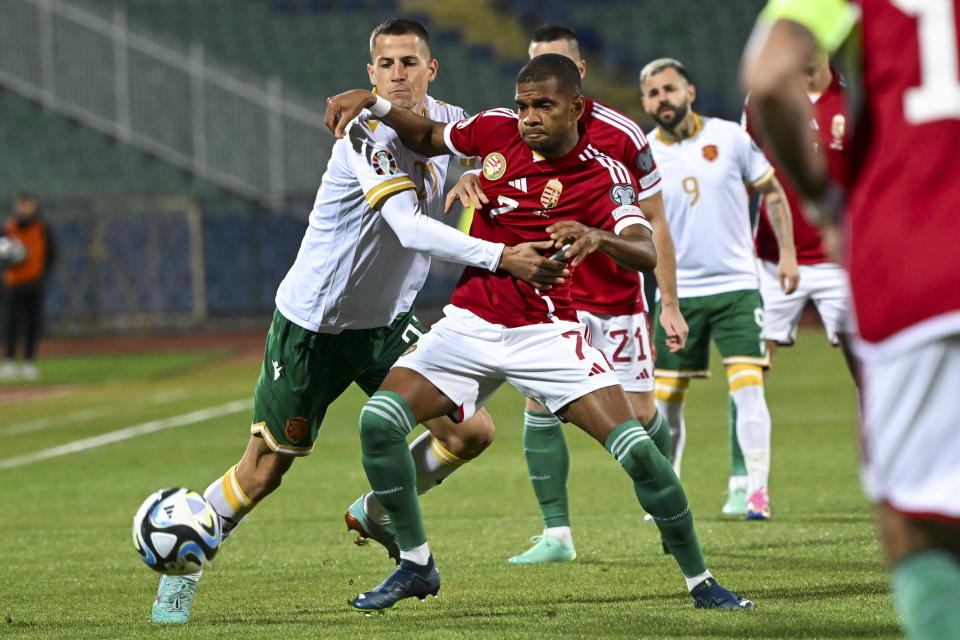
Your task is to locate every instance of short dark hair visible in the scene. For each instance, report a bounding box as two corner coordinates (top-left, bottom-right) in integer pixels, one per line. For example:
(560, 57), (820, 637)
(516, 53), (582, 96)
(14, 192), (36, 204)
(369, 18), (431, 59)
(530, 24), (581, 59)
(639, 58), (693, 94)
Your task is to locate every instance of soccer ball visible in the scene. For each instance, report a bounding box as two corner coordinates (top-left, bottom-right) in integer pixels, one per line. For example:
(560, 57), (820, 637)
(132, 488), (221, 575)
(0, 236), (26, 265)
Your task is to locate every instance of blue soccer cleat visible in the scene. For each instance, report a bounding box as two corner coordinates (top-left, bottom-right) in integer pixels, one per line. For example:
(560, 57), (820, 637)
(690, 577), (755, 610)
(345, 496), (401, 565)
(351, 556), (440, 613)
(151, 574), (198, 623)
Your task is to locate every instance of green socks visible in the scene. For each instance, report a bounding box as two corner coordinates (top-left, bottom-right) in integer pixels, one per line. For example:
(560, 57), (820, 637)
(892, 550), (960, 640)
(358, 391), (425, 550)
(728, 394), (746, 476)
(605, 420), (708, 577)
(643, 410), (672, 460)
(523, 410), (571, 528)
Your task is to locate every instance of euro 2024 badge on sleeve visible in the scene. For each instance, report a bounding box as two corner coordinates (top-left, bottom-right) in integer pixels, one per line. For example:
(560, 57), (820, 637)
(371, 149), (398, 176)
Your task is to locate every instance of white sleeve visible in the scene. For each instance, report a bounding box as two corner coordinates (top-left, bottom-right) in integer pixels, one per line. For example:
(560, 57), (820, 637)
(737, 128), (774, 187)
(379, 189), (504, 272)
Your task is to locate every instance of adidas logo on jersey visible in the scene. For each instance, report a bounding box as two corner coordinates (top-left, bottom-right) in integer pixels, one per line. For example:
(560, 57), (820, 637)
(508, 178), (528, 192)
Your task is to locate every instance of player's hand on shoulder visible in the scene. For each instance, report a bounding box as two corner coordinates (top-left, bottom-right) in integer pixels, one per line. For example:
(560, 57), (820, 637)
(546, 220), (600, 267)
(499, 240), (569, 290)
(325, 89), (376, 139)
(444, 172), (488, 214)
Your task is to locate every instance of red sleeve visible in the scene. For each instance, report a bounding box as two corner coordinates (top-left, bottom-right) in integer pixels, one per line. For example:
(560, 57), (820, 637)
(443, 108), (519, 159)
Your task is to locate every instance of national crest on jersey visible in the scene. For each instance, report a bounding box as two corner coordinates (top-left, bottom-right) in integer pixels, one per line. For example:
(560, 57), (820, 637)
(442, 108), (652, 327)
(482, 153), (507, 180)
(702, 144), (719, 161)
(540, 179), (563, 209)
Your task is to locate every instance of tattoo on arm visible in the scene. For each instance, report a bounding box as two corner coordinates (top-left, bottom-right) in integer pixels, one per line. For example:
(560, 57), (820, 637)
(765, 190), (794, 251)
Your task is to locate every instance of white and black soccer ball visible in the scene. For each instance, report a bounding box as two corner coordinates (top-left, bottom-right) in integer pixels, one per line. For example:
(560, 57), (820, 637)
(0, 236), (27, 265)
(132, 488), (221, 575)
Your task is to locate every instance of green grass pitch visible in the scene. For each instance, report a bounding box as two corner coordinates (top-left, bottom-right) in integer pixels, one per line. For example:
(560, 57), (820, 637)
(0, 330), (900, 639)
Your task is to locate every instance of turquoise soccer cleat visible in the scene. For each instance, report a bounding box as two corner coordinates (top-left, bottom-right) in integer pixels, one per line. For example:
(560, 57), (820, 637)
(507, 534), (577, 564)
(345, 496), (401, 564)
(351, 556), (440, 613)
(722, 487), (748, 516)
(690, 577), (755, 610)
(151, 575), (198, 623)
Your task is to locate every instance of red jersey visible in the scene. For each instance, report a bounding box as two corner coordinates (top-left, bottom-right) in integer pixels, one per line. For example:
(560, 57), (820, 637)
(846, 0), (960, 346)
(443, 108), (651, 328)
(573, 98), (662, 314)
(747, 71), (851, 265)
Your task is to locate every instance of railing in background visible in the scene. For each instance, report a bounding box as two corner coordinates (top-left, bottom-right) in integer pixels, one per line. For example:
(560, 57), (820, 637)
(0, 0), (332, 207)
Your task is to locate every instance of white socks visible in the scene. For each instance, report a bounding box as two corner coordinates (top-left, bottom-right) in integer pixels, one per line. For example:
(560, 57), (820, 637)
(730, 384), (772, 495)
(400, 542), (431, 565)
(544, 526), (573, 546)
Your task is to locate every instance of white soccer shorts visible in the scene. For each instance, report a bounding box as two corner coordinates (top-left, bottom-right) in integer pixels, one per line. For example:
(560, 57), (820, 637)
(577, 310), (654, 393)
(395, 305), (621, 419)
(860, 334), (960, 518)
(758, 259), (851, 346)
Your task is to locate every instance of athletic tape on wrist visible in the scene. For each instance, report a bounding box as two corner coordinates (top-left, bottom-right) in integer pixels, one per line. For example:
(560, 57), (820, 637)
(370, 95), (392, 118)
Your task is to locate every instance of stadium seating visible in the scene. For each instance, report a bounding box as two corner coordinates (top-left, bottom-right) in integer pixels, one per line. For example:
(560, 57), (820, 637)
(0, 90), (228, 201)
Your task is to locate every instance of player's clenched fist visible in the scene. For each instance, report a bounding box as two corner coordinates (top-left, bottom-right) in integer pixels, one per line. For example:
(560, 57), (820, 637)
(325, 89), (377, 139)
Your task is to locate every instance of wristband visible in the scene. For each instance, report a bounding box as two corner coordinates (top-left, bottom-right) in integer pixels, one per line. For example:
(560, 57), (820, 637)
(369, 95), (392, 118)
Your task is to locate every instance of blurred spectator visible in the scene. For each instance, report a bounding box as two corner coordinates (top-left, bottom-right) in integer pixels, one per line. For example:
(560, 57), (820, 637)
(1, 193), (56, 381)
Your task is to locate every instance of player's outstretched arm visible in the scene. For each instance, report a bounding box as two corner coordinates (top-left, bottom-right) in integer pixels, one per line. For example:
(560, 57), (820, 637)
(379, 190), (567, 289)
(546, 220), (655, 271)
(325, 89), (448, 156)
(444, 171), (488, 214)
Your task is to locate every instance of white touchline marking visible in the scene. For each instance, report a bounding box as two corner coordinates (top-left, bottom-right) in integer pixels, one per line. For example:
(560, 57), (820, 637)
(0, 398), (252, 470)
(1, 389), (193, 436)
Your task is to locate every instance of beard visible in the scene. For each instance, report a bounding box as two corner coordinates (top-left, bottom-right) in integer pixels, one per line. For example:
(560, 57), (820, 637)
(650, 101), (689, 131)
(522, 131), (561, 157)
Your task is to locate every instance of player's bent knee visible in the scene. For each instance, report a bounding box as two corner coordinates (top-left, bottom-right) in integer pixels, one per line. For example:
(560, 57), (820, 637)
(424, 408), (496, 460)
(359, 392), (416, 451)
(454, 409), (496, 458)
(629, 392), (657, 424)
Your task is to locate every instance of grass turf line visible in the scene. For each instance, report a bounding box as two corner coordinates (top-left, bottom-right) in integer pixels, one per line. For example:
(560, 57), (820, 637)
(0, 331), (900, 639)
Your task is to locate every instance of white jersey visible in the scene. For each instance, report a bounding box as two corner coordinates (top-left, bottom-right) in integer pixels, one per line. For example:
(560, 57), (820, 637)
(649, 114), (773, 298)
(276, 95), (470, 333)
